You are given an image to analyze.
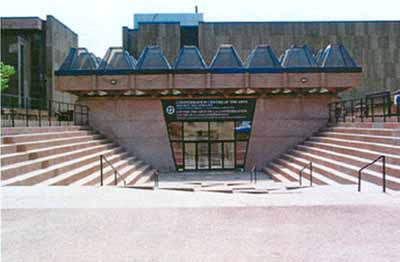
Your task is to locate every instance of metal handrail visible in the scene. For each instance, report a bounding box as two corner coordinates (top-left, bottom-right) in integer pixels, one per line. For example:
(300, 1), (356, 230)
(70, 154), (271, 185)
(250, 165), (257, 184)
(1, 93), (89, 127)
(100, 155), (126, 186)
(299, 162), (313, 187)
(358, 155), (386, 193)
(328, 93), (400, 123)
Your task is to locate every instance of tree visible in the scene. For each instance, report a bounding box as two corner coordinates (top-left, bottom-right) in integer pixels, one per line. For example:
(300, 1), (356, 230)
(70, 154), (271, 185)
(0, 62), (16, 92)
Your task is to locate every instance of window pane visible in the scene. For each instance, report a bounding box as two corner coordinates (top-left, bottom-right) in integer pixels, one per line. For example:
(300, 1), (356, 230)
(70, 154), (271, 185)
(236, 141), (247, 167)
(210, 121), (234, 140)
(223, 142), (235, 169)
(171, 142), (183, 167)
(235, 121), (252, 140)
(184, 122), (208, 141)
(168, 122), (182, 140)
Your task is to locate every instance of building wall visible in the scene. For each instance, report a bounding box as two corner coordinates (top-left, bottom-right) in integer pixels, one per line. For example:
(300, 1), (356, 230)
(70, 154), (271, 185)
(45, 15), (78, 103)
(198, 21), (400, 98)
(1, 16), (78, 104)
(1, 28), (42, 101)
(246, 95), (332, 169)
(81, 97), (176, 171)
(80, 95), (332, 172)
(123, 23), (181, 63)
(123, 20), (400, 98)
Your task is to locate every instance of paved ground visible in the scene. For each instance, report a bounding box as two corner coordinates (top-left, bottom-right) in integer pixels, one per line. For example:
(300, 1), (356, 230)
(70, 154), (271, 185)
(2, 185), (400, 262)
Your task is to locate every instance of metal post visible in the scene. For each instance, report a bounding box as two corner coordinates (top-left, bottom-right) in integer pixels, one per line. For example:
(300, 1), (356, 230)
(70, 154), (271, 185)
(254, 168), (257, 184)
(342, 102), (346, 122)
(38, 99), (42, 127)
(114, 171), (117, 186)
(100, 155), (103, 186)
(58, 102), (61, 126)
(371, 98), (375, 122)
(360, 99), (364, 122)
(299, 171), (302, 186)
(358, 170), (361, 192)
(25, 97), (29, 127)
(383, 156), (386, 193)
(154, 171), (159, 188)
(11, 109), (15, 127)
(48, 99), (52, 126)
(351, 100), (354, 122)
(310, 162), (313, 187)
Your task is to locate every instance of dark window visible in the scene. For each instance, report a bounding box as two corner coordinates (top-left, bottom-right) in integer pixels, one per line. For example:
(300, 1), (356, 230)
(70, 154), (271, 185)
(180, 26), (198, 48)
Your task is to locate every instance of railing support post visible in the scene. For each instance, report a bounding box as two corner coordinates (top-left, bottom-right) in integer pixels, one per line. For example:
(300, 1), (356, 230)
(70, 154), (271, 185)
(383, 156), (386, 193)
(114, 171), (117, 186)
(154, 170), (159, 189)
(100, 155), (103, 186)
(310, 162), (313, 187)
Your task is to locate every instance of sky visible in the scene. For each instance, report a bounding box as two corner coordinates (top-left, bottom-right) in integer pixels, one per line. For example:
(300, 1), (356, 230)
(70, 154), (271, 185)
(1, 0), (399, 56)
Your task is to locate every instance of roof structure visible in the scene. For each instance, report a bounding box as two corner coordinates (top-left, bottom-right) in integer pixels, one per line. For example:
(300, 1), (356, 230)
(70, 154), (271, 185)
(98, 47), (136, 71)
(173, 46), (207, 70)
(136, 46), (171, 70)
(281, 45), (318, 68)
(319, 44), (359, 68)
(209, 45), (244, 72)
(245, 45), (282, 72)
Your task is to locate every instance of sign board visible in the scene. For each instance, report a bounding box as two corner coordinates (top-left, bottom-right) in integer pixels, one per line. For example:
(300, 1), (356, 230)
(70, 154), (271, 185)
(162, 99), (256, 121)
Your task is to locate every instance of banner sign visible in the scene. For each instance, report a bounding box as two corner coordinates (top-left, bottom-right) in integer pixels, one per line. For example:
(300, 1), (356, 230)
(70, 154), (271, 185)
(162, 99), (256, 121)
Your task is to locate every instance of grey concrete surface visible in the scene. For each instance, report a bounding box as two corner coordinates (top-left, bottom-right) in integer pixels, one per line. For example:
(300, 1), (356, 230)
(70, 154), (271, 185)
(2, 205), (400, 262)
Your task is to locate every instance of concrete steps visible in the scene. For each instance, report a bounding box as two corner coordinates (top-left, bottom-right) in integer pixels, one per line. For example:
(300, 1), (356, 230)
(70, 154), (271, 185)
(1, 126), (156, 187)
(264, 122), (400, 191)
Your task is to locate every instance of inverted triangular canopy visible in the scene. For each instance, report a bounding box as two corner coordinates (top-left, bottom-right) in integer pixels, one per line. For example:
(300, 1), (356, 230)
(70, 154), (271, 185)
(136, 46), (171, 70)
(245, 45), (281, 68)
(210, 45), (243, 69)
(315, 48), (324, 65)
(99, 47), (136, 70)
(173, 46), (207, 70)
(58, 48), (98, 71)
(320, 44), (359, 68)
(281, 45), (318, 68)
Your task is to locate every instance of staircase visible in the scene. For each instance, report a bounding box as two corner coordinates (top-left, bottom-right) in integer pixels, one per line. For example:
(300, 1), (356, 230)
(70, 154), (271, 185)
(264, 122), (400, 192)
(1, 126), (156, 186)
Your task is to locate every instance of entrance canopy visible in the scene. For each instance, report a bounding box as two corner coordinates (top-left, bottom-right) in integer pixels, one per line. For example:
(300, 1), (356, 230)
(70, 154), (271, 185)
(55, 44), (362, 96)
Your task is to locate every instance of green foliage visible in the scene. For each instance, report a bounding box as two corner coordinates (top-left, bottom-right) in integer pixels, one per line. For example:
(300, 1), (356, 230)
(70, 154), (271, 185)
(0, 62), (16, 92)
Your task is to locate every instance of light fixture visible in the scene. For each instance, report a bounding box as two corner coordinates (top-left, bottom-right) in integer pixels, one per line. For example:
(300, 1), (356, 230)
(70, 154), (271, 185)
(300, 77), (309, 83)
(172, 89), (182, 95)
(135, 90), (145, 96)
(97, 91), (108, 96)
(319, 88), (329, 93)
(87, 91), (96, 96)
(308, 88), (318, 94)
(271, 88), (281, 94)
(123, 90), (135, 96)
(283, 89), (292, 94)
(234, 89), (245, 95)
(160, 90), (170, 96)
(245, 88), (256, 94)
(110, 79), (118, 85)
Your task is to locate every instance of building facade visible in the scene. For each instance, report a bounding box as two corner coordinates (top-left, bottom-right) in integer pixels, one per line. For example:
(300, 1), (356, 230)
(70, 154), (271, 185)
(123, 17), (400, 98)
(1, 16), (78, 105)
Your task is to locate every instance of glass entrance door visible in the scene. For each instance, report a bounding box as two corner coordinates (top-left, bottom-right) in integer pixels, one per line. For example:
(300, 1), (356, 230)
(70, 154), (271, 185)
(184, 143), (196, 170)
(168, 120), (252, 171)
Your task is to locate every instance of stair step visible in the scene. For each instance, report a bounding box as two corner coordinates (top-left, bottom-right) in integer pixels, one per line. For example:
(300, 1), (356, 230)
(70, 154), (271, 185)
(320, 131), (400, 145)
(1, 126), (89, 136)
(296, 145), (400, 177)
(1, 134), (102, 155)
(1, 130), (95, 145)
(1, 144), (119, 182)
(304, 141), (400, 165)
(1, 139), (107, 166)
(286, 151), (400, 190)
(2, 148), (126, 186)
(311, 136), (400, 155)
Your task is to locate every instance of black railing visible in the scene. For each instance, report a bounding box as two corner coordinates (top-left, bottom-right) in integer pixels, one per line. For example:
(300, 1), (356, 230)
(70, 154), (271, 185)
(1, 93), (89, 127)
(100, 155), (126, 186)
(358, 155), (386, 193)
(328, 92), (400, 123)
(250, 165), (257, 184)
(299, 162), (313, 187)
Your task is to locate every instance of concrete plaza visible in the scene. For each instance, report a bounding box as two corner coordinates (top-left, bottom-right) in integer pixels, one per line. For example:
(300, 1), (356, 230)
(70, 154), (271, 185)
(1, 185), (400, 262)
